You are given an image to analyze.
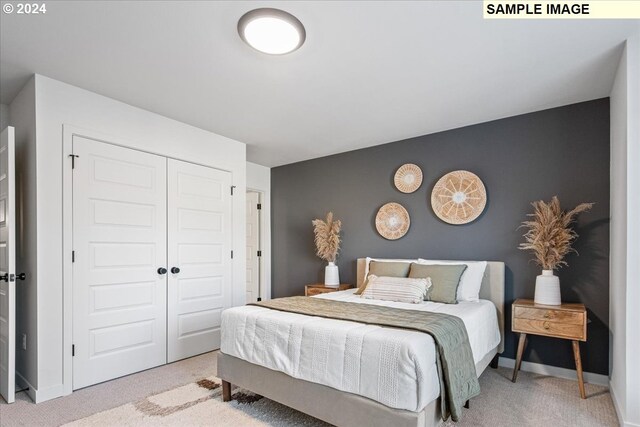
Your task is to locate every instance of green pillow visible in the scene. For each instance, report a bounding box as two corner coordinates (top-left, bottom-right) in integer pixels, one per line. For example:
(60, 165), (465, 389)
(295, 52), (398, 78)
(356, 261), (411, 295)
(408, 263), (467, 304)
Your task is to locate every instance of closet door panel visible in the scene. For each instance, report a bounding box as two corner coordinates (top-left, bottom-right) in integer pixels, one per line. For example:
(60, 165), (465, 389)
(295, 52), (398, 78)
(72, 137), (167, 389)
(167, 159), (231, 363)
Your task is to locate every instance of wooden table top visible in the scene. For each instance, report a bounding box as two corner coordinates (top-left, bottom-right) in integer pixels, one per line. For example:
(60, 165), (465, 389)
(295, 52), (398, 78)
(513, 298), (586, 312)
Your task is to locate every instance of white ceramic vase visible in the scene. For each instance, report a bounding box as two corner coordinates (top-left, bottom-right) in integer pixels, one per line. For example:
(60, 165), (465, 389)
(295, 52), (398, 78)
(324, 262), (340, 287)
(534, 269), (561, 305)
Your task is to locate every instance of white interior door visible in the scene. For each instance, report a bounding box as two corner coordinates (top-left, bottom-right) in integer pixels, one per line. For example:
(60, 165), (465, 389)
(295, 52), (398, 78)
(72, 136), (167, 389)
(167, 159), (231, 363)
(246, 191), (260, 303)
(0, 127), (16, 403)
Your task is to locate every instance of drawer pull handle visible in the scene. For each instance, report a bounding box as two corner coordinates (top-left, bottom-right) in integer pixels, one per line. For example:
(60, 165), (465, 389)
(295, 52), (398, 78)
(543, 322), (550, 330)
(544, 312), (552, 318)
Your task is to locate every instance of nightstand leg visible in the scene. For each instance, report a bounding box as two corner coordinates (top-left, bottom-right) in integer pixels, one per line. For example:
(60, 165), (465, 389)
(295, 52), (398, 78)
(512, 333), (527, 383)
(572, 341), (586, 399)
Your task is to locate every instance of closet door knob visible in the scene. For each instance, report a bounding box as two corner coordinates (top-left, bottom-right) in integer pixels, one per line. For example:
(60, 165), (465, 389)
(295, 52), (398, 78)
(16, 273), (26, 281)
(157, 267), (167, 275)
(171, 267), (181, 274)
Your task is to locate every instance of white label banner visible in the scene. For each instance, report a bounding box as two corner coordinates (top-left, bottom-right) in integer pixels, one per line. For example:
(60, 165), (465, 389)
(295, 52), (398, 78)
(484, 1), (640, 19)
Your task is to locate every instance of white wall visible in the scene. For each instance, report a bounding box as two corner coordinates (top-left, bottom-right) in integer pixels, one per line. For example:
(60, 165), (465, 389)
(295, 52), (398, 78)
(0, 104), (10, 130)
(610, 41), (628, 426)
(609, 26), (640, 427)
(12, 74), (247, 401)
(8, 78), (38, 397)
(624, 27), (640, 426)
(247, 162), (271, 300)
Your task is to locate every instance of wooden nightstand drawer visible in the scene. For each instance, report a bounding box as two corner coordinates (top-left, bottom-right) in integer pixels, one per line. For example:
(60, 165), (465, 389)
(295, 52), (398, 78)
(513, 318), (585, 340)
(513, 307), (584, 325)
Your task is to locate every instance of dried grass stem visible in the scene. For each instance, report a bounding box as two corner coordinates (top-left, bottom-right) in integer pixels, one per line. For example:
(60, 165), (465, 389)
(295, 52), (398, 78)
(312, 212), (342, 263)
(518, 196), (592, 270)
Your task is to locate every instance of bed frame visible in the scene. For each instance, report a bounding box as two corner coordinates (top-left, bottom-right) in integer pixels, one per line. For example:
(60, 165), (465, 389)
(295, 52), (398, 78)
(218, 259), (505, 427)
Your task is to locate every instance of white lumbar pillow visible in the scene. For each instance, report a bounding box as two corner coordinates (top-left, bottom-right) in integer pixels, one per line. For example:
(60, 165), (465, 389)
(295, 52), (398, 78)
(417, 259), (487, 302)
(361, 275), (431, 304)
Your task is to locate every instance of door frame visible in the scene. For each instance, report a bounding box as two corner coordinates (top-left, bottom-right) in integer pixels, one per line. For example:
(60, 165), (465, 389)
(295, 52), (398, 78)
(0, 126), (16, 404)
(246, 188), (270, 301)
(246, 190), (262, 302)
(62, 125), (236, 395)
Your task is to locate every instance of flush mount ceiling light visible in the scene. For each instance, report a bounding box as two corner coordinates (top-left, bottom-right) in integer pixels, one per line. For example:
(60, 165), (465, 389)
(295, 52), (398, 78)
(238, 8), (306, 55)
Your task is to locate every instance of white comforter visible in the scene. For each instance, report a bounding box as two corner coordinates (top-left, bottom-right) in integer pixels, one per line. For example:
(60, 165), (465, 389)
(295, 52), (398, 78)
(220, 289), (500, 412)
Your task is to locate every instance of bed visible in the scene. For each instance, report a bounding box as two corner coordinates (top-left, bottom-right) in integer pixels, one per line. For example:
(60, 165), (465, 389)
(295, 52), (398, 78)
(217, 259), (505, 427)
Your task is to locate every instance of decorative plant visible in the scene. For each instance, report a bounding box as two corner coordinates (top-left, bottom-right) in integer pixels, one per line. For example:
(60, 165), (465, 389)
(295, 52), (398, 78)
(312, 212), (342, 263)
(518, 196), (593, 270)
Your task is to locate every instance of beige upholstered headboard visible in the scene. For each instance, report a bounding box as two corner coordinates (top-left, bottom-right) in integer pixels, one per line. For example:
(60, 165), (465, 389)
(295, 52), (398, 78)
(356, 258), (505, 353)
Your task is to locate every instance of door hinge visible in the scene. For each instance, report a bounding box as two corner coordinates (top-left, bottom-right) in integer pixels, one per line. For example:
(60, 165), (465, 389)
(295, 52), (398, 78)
(257, 203), (262, 210)
(72, 251), (75, 262)
(69, 154), (79, 169)
(72, 345), (75, 357)
(231, 250), (234, 259)
(257, 250), (262, 257)
(231, 185), (236, 195)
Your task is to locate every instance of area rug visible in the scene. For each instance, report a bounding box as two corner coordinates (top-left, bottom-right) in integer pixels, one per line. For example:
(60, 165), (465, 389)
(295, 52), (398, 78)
(64, 368), (617, 427)
(64, 376), (330, 427)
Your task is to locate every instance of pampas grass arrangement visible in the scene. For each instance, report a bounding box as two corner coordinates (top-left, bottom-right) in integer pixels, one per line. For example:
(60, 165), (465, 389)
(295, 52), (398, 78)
(519, 196), (593, 270)
(312, 212), (342, 263)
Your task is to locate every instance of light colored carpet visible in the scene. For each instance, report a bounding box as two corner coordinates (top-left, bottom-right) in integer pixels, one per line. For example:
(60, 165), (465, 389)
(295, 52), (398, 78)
(0, 352), (219, 426)
(0, 351), (618, 427)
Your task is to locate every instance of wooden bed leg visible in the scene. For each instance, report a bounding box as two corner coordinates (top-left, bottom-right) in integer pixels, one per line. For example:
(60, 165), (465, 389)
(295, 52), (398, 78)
(490, 353), (500, 369)
(222, 380), (232, 402)
(464, 400), (470, 409)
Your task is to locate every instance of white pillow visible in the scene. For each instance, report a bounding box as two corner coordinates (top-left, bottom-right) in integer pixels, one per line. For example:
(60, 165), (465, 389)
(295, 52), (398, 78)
(363, 257), (417, 280)
(361, 275), (431, 304)
(417, 259), (487, 302)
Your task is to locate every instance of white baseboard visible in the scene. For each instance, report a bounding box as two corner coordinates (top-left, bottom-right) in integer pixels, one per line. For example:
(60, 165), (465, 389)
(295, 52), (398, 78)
(610, 383), (625, 427)
(15, 371), (64, 403)
(498, 356), (609, 386)
(33, 383), (64, 403)
(610, 384), (640, 427)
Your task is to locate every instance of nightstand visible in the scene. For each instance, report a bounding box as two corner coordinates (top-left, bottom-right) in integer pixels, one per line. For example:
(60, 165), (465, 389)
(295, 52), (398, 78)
(511, 298), (587, 398)
(305, 284), (352, 297)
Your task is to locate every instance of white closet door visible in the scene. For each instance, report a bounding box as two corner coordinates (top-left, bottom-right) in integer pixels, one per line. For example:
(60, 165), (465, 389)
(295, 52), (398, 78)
(72, 137), (167, 390)
(0, 127), (16, 403)
(167, 159), (231, 363)
(246, 191), (260, 303)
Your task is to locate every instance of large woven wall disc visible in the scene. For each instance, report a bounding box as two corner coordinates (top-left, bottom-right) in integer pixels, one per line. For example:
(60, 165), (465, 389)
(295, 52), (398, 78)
(394, 163), (423, 193)
(375, 202), (410, 240)
(431, 170), (487, 225)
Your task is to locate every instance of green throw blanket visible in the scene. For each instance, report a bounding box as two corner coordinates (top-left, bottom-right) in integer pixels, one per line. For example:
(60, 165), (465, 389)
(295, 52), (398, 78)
(249, 296), (480, 422)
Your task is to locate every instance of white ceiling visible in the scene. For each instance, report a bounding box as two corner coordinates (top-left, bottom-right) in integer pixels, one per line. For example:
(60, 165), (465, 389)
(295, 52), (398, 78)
(0, 1), (636, 166)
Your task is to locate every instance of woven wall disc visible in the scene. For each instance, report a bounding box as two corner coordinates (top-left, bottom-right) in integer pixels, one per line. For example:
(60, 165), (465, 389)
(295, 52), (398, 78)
(431, 170), (487, 225)
(375, 202), (410, 240)
(394, 163), (423, 193)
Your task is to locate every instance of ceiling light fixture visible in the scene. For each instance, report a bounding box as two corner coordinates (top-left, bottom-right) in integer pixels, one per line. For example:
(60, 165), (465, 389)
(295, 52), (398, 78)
(238, 8), (306, 55)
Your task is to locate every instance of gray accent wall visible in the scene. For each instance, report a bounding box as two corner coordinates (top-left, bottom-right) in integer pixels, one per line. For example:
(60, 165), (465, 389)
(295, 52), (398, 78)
(0, 103), (10, 130)
(272, 98), (610, 375)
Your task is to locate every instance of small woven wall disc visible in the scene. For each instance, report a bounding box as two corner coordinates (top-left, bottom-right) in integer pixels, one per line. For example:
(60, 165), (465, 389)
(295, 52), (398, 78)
(394, 163), (423, 193)
(375, 202), (410, 240)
